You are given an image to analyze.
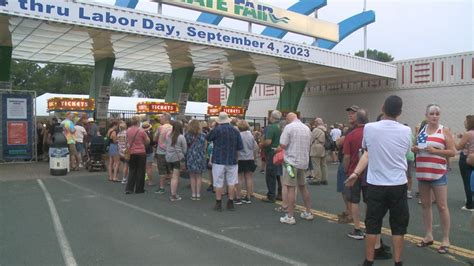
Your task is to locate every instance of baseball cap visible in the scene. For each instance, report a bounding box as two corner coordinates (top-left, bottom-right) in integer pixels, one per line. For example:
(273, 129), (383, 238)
(345, 105), (360, 112)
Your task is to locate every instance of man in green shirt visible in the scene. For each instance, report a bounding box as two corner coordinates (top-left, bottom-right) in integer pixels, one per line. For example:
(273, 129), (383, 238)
(259, 110), (282, 202)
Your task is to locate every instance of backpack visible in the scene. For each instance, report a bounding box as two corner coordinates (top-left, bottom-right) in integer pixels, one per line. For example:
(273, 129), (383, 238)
(324, 131), (336, 150)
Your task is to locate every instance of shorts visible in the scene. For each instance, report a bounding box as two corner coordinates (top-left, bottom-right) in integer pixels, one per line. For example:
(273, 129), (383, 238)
(68, 144), (77, 156)
(156, 154), (171, 176)
(238, 160), (257, 173)
(212, 164), (238, 188)
(418, 174), (447, 186)
(365, 184), (409, 235)
(281, 165), (306, 187)
(75, 142), (84, 153)
(167, 161), (181, 170)
(146, 153), (154, 163)
(336, 163), (346, 193)
(345, 178), (367, 204)
(108, 143), (119, 157)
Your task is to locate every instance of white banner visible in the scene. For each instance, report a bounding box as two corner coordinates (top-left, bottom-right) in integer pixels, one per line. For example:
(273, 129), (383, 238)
(0, 0), (331, 65)
(158, 0), (339, 42)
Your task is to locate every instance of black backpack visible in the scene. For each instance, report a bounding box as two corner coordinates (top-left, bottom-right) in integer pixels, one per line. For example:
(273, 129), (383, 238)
(323, 131), (336, 150)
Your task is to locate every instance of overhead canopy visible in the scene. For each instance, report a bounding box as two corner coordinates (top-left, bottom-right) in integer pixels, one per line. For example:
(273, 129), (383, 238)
(0, 0), (396, 86)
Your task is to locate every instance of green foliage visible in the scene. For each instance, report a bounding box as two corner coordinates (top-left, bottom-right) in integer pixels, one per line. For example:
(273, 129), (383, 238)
(355, 49), (394, 62)
(124, 71), (167, 98)
(110, 77), (133, 96)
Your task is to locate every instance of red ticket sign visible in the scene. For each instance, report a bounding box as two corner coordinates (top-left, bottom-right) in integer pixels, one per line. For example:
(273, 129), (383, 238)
(137, 102), (179, 114)
(221, 106), (245, 116)
(207, 106), (221, 116)
(7, 121), (27, 145)
(47, 97), (95, 111)
(207, 106), (245, 116)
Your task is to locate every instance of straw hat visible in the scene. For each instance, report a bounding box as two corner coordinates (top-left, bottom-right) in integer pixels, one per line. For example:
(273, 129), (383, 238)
(216, 112), (231, 124)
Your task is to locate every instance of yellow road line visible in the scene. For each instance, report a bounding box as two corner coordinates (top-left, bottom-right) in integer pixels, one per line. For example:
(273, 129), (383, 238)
(201, 179), (474, 260)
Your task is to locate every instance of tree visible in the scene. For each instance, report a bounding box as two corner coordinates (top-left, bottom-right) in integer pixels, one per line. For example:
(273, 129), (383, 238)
(110, 77), (133, 96)
(188, 78), (207, 102)
(124, 71), (167, 98)
(355, 49), (394, 62)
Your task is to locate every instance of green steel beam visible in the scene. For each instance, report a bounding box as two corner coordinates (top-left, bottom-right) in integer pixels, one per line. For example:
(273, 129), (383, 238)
(0, 46), (13, 82)
(90, 57), (115, 101)
(276, 80), (308, 112)
(226, 74), (258, 106)
(165, 66), (195, 103)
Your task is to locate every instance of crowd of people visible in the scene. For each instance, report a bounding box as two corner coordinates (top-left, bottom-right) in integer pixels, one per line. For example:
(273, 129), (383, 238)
(37, 95), (473, 265)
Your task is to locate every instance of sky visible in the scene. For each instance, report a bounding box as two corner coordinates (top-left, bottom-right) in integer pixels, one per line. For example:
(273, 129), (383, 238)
(94, 0), (473, 61)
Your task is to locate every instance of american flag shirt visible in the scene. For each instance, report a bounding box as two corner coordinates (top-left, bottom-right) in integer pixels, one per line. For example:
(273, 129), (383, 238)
(416, 125), (447, 181)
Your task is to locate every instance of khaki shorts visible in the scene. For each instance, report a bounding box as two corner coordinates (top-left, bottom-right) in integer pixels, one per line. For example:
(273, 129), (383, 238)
(68, 144), (77, 156)
(282, 165), (306, 187)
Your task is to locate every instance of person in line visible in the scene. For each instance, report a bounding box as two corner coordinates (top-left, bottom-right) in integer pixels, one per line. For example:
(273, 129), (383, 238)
(154, 113), (173, 194)
(74, 120), (87, 168)
(309, 117), (328, 185)
(260, 110), (283, 203)
(165, 121), (187, 201)
(107, 120), (120, 182)
(142, 121), (155, 186)
(235, 120), (258, 204)
(330, 124), (342, 163)
(206, 112), (243, 211)
(344, 110), (392, 260)
(117, 121), (129, 184)
(125, 116), (149, 194)
(337, 105), (359, 224)
(185, 119), (207, 200)
(414, 104), (456, 254)
(278, 113), (314, 224)
(61, 112), (78, 171)
(345, 96), (411, 266)
(455, 115), (474, 211)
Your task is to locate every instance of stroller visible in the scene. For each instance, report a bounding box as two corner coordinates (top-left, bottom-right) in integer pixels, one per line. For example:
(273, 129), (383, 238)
(85, 135), (107, 172)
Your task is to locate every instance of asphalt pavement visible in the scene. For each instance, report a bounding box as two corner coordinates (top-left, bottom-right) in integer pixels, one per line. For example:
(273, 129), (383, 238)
(0, 162), (472, 265)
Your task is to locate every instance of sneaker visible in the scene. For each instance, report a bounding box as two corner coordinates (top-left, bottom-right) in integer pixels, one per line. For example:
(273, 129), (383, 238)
(121, 178), (127, 184)
(226, 199), (234, 211)
(347, 228), (365, 240)
(242, 197), (252, 204)
(300, 211), (314, 221)
(461, 206), (474, 212)
(234, 198), (243, 205)
(213, 201), (222, 211)
(195, 196), (201, 201)
(374, 247), (392, 260)
(262, 197), (276, 203)
(206, 185), (213, 192)
(279, 214), (296, 225)
(190, 196), (197, 201)
(259, 169), (265, 174)
(155, 188), (165, 194)
(169, 195), (182, 201)
(407, 191), (413, 199)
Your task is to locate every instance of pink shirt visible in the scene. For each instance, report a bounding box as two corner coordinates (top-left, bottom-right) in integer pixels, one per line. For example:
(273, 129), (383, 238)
(127, 126), (148, 155)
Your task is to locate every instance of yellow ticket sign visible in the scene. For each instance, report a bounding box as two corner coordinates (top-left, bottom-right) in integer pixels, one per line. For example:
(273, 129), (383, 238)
(157, 0), (339, 42)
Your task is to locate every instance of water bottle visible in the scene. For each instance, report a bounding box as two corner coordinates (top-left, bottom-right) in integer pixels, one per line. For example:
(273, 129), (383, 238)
(284, 162), (295, 178)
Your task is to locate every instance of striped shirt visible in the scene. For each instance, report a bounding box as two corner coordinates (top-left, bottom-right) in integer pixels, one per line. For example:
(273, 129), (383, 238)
(416, 125), (447, 181)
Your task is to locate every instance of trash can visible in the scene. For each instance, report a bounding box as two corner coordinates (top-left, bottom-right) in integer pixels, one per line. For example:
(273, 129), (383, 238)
(49, 125), (69, 176)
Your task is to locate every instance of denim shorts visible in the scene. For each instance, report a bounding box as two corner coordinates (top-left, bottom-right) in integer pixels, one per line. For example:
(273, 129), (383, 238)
(418, 174), (448, 186)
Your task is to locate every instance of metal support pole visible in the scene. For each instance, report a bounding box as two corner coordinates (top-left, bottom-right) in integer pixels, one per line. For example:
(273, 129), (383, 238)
(363, 0), (367, 58)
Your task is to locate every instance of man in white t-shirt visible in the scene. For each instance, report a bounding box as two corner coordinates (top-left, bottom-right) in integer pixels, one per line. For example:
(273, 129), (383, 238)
(345, 96), (411, 266)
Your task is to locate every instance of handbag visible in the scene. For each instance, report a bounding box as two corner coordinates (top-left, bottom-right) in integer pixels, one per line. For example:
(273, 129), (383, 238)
(125, 129), (140, 161)
(273, 149), (284, 165)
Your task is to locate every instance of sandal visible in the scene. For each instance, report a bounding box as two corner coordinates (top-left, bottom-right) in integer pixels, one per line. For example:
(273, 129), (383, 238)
(416, 240), (434, 247)
(274, 206), (288, 212)
(437, 246), (449, 254)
